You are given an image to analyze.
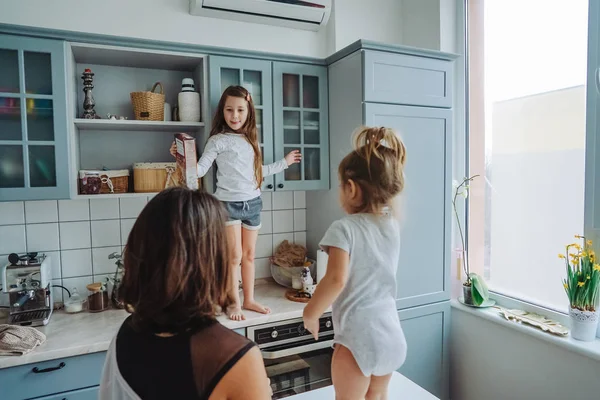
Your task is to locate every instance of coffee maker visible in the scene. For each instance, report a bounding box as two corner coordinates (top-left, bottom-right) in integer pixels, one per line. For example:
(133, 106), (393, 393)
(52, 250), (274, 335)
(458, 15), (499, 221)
(1, 253), (53, 326)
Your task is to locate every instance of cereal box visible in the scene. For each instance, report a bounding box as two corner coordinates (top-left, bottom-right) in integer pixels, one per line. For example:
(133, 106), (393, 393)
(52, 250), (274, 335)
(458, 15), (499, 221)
(174, 133), (199, 190)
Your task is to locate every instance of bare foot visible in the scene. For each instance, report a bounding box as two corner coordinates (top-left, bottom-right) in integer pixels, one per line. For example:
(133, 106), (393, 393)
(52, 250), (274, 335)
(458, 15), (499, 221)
(243, 300), (271, 314)
(228, 305), (246, 321)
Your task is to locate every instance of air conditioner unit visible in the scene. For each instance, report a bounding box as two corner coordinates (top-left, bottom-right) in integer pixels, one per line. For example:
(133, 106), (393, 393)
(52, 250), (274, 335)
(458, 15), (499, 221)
(189, 0), (332, 31)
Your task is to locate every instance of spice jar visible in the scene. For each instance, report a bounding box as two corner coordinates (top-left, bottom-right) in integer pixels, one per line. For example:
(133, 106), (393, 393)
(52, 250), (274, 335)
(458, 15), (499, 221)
(86, 282), (109, 313)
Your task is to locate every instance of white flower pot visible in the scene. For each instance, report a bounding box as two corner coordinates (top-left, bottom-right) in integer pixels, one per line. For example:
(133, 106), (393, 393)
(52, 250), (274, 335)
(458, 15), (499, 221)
(569, 307), (599, 342)
(597, 316), (600, 339)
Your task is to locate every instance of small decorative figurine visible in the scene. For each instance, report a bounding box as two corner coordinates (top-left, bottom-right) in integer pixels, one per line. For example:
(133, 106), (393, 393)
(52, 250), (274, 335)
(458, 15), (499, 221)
(300, 266), (315, 296)
(107, 113), (128, 120)
(81, 68), (98, 119)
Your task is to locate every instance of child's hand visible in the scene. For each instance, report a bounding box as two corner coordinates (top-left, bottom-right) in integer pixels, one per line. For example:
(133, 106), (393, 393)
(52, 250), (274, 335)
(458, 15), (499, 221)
(169, 141), (177, 158)
(303, 315), (320, 340)
(285, 150), (302, 166)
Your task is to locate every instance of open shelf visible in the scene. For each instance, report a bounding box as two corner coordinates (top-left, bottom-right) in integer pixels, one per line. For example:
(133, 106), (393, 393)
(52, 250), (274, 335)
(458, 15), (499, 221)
(75, 192), (159, 200)
(74, 119), (204, 132)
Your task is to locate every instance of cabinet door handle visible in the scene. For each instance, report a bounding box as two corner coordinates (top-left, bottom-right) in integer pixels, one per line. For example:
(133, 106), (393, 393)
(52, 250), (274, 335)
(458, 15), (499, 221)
(32, 362), (66, 374)
(278, 184), (284, 189)
(266, 184), (273, 189)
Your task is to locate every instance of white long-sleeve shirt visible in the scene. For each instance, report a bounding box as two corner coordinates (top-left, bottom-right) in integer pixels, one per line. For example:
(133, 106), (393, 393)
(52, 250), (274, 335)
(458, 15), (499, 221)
(197, 132), (288, 202)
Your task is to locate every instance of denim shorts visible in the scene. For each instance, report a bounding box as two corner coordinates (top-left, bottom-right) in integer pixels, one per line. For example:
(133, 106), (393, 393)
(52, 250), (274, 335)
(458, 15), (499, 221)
(222, 196), (263, 230)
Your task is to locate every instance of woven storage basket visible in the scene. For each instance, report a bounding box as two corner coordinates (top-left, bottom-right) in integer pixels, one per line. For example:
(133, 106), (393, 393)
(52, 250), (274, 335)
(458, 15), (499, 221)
(130, 82), (165, 121)
(133, 162), (179, 193)
(79, 169), (129, 194)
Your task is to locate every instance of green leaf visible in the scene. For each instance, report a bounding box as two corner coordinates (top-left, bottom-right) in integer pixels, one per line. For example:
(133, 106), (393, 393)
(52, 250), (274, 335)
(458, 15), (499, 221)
(469, 273), (489, 306)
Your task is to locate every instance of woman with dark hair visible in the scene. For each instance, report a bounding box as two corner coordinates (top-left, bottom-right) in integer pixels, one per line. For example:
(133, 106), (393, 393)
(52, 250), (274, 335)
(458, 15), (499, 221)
(99, 187), (271, 399)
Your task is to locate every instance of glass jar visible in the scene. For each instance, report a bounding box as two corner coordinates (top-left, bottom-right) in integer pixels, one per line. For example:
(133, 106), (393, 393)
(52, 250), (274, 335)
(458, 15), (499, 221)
(86, 282), (109, 312)
(64, 287), (85, 313)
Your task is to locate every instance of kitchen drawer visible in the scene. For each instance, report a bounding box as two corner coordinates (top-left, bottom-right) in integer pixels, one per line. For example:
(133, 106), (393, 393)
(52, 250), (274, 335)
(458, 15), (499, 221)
(32, 386), (98, 400)
(363, 50), (453, 108)
(0, 352), (106, 400)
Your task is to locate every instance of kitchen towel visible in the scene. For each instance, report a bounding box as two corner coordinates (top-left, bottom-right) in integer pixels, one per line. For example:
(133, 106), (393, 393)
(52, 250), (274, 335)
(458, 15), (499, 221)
(0, 324), (46, 356)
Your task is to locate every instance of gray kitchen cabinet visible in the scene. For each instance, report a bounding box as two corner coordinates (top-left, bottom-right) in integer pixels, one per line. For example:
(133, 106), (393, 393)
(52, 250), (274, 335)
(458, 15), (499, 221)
(0, 351), (106, 400)
(208, 56), (275, 191)
(398, 301), (450, 400)
(365, 103), (452, 309)
(32, 386), (98, 400)
(0, 34), (70, 201)
(207, 56), (329, 193)
(272, 62), (329, 191)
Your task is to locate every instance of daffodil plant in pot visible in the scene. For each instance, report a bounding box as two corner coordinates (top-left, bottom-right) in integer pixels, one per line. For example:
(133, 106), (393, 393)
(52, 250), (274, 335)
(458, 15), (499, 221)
(453, 175), (489, 306)
(560, 235), (600, 341)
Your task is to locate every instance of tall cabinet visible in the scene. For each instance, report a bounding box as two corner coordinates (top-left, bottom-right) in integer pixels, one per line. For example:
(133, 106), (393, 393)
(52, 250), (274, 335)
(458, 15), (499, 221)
(306, 45), (456, 400)
(0, 34), (70, 201)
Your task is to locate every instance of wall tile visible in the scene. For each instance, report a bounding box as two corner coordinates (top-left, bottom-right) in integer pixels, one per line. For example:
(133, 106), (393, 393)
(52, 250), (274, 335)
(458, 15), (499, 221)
(44, 251), (61, 280)
(255, 258), (271, 279)
(272, 210), (294, 233)
(25, 200), (58, 223)
(92, 246), (122, 275)
(26, 222), (59, 252)
(58, 199), (89, 221)
(91, 220), (121, 247)
(261, 192), (272, 211)
(293, 209), (306, 231)
(260, 211), (272, 234)
(0, 202), (24, 225)
(61, 276), (94, 302)
(272, 192), (293, 210)
(119, 197), (147, 219)
(90, 198), (120, 220)
(59, 221), (91, 250)
(255, 235), (273, 259)
(61, 248), (92, 278)
(120, 219), (136, 245)
(294, 231), (307, 247)
(0, 225), (26, 254)
(293, 191), (306, 209)
(52, 278), (64, 303)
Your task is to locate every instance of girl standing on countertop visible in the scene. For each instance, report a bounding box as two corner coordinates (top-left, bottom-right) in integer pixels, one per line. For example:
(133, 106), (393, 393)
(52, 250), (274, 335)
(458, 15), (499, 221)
(170, 85), (301, 321)
(303, 126), (408, 400)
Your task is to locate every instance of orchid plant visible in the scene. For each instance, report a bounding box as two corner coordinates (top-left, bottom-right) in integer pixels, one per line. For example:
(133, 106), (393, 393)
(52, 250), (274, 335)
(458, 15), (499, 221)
(453, 174), (489, 306)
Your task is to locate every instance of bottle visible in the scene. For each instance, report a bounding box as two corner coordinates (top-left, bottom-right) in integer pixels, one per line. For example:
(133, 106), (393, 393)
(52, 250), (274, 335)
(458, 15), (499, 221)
(178, 78), (201, 122)
(64, 287), (85, 313)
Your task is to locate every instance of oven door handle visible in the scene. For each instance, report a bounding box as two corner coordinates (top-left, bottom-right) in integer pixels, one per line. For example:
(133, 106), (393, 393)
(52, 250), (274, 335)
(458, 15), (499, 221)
(261, 340), (334, 360)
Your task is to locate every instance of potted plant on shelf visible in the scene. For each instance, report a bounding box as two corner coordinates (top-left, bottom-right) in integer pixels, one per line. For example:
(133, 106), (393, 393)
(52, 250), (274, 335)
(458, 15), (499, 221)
(108, 251), (125, 309)
(560, 235), (600, 341)
(453, 175), (489, 306)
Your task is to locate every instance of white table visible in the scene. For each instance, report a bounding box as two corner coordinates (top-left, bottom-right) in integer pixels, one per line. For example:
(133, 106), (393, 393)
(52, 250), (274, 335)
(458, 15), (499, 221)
(287, 371), (439, 399)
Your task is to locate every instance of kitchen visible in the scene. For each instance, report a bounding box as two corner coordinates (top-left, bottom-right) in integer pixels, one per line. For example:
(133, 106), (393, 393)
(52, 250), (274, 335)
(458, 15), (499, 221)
(1, 1), (600, 400)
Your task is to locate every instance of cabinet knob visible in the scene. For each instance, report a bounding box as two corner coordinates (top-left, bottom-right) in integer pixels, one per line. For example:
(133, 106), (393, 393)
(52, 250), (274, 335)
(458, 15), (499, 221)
(266, 184), (273, 189)
(278, 184), (284, 189)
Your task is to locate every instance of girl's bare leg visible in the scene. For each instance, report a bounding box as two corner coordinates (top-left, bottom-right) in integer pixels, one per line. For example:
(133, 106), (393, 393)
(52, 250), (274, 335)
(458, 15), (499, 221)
(241, 227), (270, 314)
(226, 224), (244, 321)
(365, 374), (392, 400)
(331, 344), (370, 400)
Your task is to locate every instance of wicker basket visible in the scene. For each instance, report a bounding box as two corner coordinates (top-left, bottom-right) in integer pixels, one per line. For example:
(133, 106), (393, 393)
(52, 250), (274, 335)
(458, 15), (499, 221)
(133, 162), (178, 193)
(79, 169), (129, 194)
(130, 82), (165, 121)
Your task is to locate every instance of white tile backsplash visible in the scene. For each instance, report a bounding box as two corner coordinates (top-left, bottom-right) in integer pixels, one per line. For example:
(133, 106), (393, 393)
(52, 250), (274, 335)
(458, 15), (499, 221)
(0, 202), (24, 225)
(1, 192), (307, 288)
(26, 222), (60, 252)
(59, 221), (91, 250)
(119, 197), (147, 219)
(91, 220), (121, 247)
(58, 199), (89, 221)
(272, 192), (293, 210)
(90, 198), (120, 220)
(25, 200), (58, 224)
(272, 210), (294, 233)
(0, 225), (26, 254)
(61, 249), (92, 278)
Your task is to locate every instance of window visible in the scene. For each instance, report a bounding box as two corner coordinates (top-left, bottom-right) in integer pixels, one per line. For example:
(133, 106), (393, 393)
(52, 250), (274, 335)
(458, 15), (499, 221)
(466, 0), (590, 312)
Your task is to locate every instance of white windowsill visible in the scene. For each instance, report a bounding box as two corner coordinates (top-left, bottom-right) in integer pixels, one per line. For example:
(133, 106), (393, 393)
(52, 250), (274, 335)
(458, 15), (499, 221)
(450, 298), (600, 362)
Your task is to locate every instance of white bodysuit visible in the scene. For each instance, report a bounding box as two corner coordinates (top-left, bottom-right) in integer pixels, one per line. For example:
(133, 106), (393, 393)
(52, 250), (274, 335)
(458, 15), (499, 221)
(319, 213), (407, 377)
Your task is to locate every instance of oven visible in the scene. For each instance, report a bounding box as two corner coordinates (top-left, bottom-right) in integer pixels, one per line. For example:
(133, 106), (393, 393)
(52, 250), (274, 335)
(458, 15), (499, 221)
(247, 313), (334, 399)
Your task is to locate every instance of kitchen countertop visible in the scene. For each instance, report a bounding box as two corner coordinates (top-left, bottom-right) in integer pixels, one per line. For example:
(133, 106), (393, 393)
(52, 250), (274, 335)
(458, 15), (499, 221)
(288, 371), (439, 400)
(0, 280), (315, 369)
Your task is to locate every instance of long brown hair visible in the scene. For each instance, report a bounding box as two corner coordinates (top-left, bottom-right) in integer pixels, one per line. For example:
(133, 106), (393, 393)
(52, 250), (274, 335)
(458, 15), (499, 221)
(210, 85), (262, 189)
(338, 126), (407, 214)
(120, 187), (233, 333)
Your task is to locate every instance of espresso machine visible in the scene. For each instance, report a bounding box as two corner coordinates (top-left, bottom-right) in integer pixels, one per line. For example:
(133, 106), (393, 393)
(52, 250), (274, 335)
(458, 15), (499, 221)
(1, 252), (53, 326)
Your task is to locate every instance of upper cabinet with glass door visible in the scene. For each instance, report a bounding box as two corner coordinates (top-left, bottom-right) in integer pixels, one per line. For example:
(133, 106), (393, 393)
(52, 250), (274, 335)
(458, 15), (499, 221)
(208, 56), (274, 191)
(0, 34), (69, 201)
(273, 62), (329, 191)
